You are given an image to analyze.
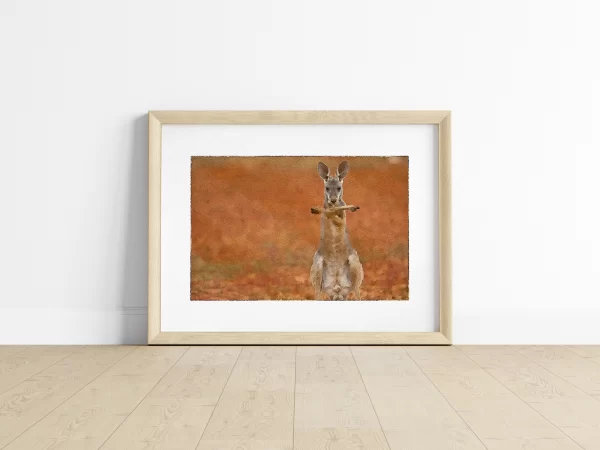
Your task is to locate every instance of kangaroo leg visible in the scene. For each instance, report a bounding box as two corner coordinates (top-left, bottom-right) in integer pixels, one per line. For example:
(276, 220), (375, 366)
(348, 251), (364, 300)
(309, 251), (324, 300)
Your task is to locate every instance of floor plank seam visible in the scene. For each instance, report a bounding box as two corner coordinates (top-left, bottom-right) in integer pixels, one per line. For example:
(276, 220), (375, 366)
(509, 345), (600, 403)
(96, 346), (190, 450)
(349, 346), (392, 450)
(0, 346), (138, 450)
(0, 346), (85, 397)
(454, 346), (587, 450)
(402, 346), (491, 450)
(193, 346), (243, 450)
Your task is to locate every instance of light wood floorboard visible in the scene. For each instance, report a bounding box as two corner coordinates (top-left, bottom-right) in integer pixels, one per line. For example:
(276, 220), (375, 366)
(406, 346), (582, 450)
(352, 346), (485, 450)
(101, 346), (241, 450)
(4, 346), (187, 450)
(295, 346), (389, 450)
(0, 345), (599, 449)
(459, 345), (600, 450)
(196, 346), (295, 450)
(511, 345), (600, 400)
(566, 346), (600, 366)
(0, 346), (134, 448)
(0, 346), (83, 394)
(0, 346), (30, 362)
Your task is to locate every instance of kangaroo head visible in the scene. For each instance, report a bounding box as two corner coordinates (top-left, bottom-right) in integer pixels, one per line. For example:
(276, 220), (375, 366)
(317, 161), (349, 206)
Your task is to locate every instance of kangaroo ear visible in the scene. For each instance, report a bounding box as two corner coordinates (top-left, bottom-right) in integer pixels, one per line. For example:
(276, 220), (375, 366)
(317, 162), (330, 181)
(337, 161), (349, 180)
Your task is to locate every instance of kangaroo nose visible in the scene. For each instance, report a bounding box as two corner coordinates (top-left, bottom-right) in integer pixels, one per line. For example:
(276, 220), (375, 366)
(330, 198), (337, 203)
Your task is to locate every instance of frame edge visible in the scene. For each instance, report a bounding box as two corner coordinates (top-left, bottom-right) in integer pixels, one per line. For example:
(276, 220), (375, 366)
(148, 331), (451, 346)
(147, 110), (452, 345)
(438, 112), (452, 343)
(148, 112), (162, 343)
(148, 110), (451, 125)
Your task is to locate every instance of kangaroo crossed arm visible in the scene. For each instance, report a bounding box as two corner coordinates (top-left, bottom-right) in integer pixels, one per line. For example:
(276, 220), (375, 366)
(310, 205), (360, 215)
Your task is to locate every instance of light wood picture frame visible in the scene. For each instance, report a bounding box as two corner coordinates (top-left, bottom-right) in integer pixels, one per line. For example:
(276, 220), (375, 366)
(148, 111), (452, 345)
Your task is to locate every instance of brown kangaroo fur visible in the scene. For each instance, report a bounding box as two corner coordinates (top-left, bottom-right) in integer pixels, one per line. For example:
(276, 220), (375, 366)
(309, 161), (364, 300)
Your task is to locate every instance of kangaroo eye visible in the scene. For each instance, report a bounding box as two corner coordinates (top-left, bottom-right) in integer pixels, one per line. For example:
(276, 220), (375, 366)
(326, 187), (330, 192)
(337, 187), (341, 191)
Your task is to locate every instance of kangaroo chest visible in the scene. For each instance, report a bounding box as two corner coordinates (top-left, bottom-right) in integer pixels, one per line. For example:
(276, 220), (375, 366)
(321, 215), (350, 258)
(320, 215), (352, 298)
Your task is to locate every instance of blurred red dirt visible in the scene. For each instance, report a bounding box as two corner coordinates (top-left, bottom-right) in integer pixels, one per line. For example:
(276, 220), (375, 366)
(190, 156), (408, 300)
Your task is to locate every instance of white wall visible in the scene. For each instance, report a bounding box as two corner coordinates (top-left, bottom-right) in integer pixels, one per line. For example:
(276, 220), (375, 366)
(1, 0), (599, 344)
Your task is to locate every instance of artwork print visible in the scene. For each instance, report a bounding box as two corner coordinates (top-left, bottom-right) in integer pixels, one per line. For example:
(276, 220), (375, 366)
(190, 156), (409, 301)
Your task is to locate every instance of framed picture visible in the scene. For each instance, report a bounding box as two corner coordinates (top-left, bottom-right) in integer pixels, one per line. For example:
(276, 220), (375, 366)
(148, 111), (451, 345)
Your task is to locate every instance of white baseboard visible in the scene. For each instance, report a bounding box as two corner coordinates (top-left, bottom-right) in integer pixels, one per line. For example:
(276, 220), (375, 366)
(0, 307), (148, 344)
(453, 306), (600, 344)
(1, 306), (598, 345)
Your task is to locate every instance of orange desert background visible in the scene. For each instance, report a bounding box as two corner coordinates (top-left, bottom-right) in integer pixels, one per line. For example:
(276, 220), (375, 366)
(190, 156), (408, 300)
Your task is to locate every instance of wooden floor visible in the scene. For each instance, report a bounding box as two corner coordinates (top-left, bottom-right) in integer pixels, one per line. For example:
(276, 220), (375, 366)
(0, 346), (599, 449)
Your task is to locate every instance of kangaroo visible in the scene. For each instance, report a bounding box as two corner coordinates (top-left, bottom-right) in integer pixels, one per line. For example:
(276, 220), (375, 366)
(310, 161), (364, 300)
